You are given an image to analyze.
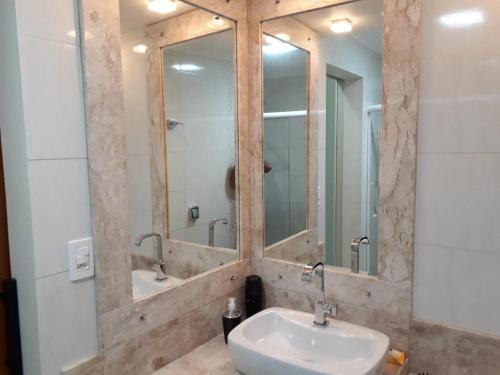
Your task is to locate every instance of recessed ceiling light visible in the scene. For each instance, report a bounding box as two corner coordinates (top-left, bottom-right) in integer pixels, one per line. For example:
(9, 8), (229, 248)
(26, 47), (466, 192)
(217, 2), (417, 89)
(148, 0), (176, 14)
(330, 18), (353, 34)
(208, 15), (226, 28)
(132, 44), (148, 54)
(439, 10), (484, 28)
(171, 63), (204, 72)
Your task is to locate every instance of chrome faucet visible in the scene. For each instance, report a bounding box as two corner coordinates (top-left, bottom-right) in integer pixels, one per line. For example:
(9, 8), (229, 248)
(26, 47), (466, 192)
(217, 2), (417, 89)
(135, 233), (168, 281)
(208, 218), (228, 247)
(350, 236), (369, 274)
(302, 262), (338, 326)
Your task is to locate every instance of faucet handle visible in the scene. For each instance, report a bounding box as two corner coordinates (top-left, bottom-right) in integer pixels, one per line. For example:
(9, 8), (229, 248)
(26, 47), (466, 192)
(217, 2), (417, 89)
(323, 302), (338, 318)
(302, 263), (314, 282)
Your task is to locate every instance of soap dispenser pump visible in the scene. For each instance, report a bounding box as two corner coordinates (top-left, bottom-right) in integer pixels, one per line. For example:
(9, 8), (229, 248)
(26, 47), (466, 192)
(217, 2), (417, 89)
(222, 297), (241, 344)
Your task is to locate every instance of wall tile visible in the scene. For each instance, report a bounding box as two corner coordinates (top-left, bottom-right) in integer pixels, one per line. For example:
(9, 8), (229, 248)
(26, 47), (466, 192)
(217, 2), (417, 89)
(28, 159), (92, 277)
(36, 272), (98, 375)
(16, 0), (78, 45)
(415, 153), (500, 253)
(19, 35), (87, 160)
(413, 244), (500, 336)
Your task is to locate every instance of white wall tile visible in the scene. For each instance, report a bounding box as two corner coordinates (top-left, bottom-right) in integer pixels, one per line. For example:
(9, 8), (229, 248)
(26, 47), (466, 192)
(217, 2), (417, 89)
(413, 244), (500, 336)
(36, 272), (98, 375)
(418, 96), (500, 154)
(28, 159), (92, 278)
(415, 154), (500, 253)
(16, 0), (78, 45)
(19, 35), (87, 160)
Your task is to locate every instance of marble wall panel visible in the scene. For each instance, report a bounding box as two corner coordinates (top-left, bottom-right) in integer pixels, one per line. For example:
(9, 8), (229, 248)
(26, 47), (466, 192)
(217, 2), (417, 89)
(264, 229), (324, 264)
(410, 319), (500, 374)
(248, 0), (422, 353)
(79, 0), (134, 315)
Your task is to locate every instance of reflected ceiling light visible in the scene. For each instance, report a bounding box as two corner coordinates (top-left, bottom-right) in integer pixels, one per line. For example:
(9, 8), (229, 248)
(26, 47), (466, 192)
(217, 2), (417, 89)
(208, 15), (226, 28)
(171, 63), (204, 72)
(148, 0), (176, 14)
(330, 18), (353, 34)
(275, 33), (291, 42)
(439, 9), (484, 28)
(262, 35), (297, 55)
(132, 44), (148, 54)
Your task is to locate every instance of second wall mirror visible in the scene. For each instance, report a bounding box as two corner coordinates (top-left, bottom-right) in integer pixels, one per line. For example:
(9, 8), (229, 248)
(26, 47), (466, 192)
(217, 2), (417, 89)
(119, 0), (239, 300)
(263, 0), (383, 276)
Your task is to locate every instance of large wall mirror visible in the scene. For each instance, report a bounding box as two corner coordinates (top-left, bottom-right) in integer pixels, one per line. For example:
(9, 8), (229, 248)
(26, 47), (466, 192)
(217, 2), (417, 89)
(119, 0), (239, 300)
(263, 0), (383, 276)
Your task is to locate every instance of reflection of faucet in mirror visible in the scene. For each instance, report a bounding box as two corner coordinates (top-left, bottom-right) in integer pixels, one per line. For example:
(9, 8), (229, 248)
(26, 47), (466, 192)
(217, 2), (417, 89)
(208, 218), (228, 247)
(301, 262), (338, 326)
(350, 237), (370, 274)
(135, 233), (168, 281)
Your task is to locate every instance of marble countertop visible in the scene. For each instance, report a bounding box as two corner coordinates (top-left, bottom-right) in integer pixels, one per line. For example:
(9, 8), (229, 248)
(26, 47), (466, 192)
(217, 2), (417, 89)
(155, 334), (409, 375)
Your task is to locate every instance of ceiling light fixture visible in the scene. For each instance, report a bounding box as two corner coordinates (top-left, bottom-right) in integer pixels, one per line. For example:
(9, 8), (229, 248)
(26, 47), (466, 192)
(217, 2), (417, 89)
(330, 18), (353, 34)
(148, 0), (176, 14)
(208, 15), (226, 28)
(132, 44), (148, 54)
(439, 9), (484, 28)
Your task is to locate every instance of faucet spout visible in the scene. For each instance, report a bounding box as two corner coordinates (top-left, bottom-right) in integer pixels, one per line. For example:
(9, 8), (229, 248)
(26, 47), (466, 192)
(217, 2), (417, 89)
(135, 233), (167, 281)
(208, 218), (228, 247)
(301, 262), (337, 326)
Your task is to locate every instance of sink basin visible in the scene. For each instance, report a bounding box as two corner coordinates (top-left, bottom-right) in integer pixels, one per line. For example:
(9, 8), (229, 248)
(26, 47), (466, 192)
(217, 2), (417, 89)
(132, 270), (183, 300)
(228, 307), (389, 375)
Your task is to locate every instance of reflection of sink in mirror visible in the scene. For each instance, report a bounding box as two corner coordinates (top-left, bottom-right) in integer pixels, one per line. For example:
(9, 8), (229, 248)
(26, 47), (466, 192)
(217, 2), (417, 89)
(132, 270), (183, 300)
(228, 307), (389, 375)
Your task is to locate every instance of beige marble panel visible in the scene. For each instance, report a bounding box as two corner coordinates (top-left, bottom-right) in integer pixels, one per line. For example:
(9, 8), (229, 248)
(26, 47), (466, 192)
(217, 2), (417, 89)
(248, 0), (422, 354)
(63, 289), (244, 375)
(410, 319), (500, 375)
(79, 0), (133, 314)
(378, 0), (421, 289)
(264, 229), (324, 264)
(102, 289), (244, 374)
(248, 0), (358, 22)
(153, 335), (238, 375)
(165, 239), (238, 278)
(155, 334), (408, 375)
(78, 0), (253, 372)
(99, 259), (249, 350)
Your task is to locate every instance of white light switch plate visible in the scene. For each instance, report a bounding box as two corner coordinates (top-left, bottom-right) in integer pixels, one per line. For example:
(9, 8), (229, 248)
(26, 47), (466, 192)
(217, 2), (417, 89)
(68, 237), (94, 281)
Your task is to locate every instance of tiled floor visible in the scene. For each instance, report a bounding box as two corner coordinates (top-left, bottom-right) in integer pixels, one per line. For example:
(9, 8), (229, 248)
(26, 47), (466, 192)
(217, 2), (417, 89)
(155, 334), (409, 375)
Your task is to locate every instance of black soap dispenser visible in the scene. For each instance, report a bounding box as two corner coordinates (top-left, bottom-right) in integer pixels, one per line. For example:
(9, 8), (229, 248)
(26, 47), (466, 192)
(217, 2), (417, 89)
(222, 297), (241, 344)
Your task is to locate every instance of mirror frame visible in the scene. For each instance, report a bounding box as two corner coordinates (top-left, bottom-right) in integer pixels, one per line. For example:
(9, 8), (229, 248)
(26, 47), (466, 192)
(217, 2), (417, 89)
(77, 0), (251, 354)
(249, 0), (421, 351)
(146, 14), (240, 255)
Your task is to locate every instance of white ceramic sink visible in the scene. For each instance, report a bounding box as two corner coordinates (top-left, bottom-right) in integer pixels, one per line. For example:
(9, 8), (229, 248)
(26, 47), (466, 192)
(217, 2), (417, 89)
(132, 270), (183, 300)
(228, 307), (389, 375)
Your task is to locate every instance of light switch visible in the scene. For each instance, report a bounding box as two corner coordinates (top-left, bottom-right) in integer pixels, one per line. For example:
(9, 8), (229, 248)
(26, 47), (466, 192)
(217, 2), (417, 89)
(68, 237), (94, 281)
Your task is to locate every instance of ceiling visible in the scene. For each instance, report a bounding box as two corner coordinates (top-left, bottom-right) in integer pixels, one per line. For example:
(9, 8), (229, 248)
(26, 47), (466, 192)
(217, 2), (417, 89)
(120, 0), (196, 35)
(294, 0), (384, 54)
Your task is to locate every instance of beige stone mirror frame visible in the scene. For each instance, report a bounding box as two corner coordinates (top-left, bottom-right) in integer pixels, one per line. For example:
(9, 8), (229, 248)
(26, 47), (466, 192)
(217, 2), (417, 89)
(67, 0), (421, 372)
(67, 0), (251, 373)
(248, 0), (421, 353)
